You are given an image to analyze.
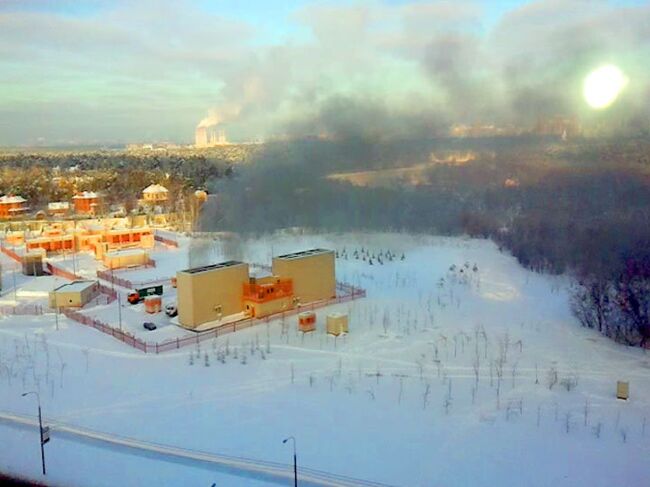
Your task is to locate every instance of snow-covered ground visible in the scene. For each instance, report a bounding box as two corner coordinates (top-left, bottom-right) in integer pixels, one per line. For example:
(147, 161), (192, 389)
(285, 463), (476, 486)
(1, 231), (649, 486)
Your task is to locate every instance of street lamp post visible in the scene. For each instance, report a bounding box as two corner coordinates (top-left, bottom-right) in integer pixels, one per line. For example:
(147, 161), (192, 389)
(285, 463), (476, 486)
(282, 436), (297, 487)
(22, 391), (48, 475)
(117, 292), (123, 331)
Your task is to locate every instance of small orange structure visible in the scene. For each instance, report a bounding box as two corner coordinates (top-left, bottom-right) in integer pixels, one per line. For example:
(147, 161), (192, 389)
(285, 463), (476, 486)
(171, 276), (177, 288)
(73, 191), (101, 215)
(26, 233), (74, 253)
(0, 195), (29, 218)
(93, 227), (155, 259)
(145, 296), (162, 314)
(243, 275), (293, 318)
(298, 311), (316, 333)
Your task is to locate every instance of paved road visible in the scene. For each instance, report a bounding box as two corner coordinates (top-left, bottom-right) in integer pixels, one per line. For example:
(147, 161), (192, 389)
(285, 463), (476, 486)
(0, 411), (395, 487)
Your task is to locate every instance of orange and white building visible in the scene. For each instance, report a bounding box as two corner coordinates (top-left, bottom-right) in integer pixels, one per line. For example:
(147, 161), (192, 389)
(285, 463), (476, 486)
(73, 191), (101, 215)
(243, 275), (294, 318)
(0, 195), (29, 218)
(24, 223), (154, 259)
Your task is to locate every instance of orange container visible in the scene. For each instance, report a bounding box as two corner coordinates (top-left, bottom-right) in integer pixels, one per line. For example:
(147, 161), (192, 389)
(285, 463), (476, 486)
(298, 311), (316, 332)
(145, 296), (162, 314)
(171, 276), (177, 288)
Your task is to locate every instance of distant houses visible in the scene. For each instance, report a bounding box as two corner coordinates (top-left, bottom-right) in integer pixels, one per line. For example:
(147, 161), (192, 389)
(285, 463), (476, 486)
(73, 191), (102, 215)
(0, 195), (29, 218)
(0, 183), (184, 221)
(142, 184), (169, 204)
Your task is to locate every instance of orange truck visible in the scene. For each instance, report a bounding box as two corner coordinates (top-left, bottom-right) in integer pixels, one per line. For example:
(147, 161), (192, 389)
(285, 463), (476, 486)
(127, 285), (163, 305)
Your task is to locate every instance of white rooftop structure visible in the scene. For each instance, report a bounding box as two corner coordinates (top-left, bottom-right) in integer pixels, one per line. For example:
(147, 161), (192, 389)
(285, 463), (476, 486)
(0, 195), (27, 204)
(53, 280), (97, 293)
(73, 191), (99, 199)
(48, 202), (70, 210)
(143, 184), (169, 194)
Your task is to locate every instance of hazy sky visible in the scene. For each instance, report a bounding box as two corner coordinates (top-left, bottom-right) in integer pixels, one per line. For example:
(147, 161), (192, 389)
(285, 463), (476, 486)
(0, 0), (648, 145)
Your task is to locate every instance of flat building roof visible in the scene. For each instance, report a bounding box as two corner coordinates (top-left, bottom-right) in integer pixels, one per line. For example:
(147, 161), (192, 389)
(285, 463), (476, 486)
(275, 248), (332, 260)
(53, 280), (97, 293)
(179, 260), (245, 275)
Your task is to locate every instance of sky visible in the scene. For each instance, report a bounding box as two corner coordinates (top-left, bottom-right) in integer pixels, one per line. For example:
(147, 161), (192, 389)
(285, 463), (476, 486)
(0, 0), (648, 145)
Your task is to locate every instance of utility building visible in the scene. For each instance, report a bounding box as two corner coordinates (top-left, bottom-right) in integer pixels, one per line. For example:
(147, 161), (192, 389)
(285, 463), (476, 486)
(177, 261), (250, 329)
(49, 280), (99, 308)
(272, 249), (336, 305)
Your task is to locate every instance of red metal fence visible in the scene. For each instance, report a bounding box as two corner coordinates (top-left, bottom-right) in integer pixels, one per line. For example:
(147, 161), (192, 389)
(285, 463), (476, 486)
(62, 308), (147, 350)
(0, 244), (21, 263)
(96, 266), (168, 290)
(0, 304), (45, 315)
(46, 262), (81, 280)
(154, 234), (179, 248)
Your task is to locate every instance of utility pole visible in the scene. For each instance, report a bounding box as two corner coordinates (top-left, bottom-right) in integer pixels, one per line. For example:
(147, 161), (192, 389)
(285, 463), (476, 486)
(117, 292), (123, 331)
(22, 391), (48, 475)
(12, 262), (17, 303)
(282, 436), (297, 487)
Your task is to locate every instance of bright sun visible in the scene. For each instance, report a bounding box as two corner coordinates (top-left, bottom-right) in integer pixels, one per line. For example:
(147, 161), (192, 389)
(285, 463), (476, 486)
(583, 65), (627, 109)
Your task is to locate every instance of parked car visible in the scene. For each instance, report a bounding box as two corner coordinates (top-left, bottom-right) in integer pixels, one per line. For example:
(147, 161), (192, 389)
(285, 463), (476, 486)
(143, 322), (157, 331)
(165, 303), (178, 317)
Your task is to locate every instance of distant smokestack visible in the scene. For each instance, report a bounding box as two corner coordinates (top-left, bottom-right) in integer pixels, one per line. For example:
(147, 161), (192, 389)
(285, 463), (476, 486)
(195, 126), (208, 148)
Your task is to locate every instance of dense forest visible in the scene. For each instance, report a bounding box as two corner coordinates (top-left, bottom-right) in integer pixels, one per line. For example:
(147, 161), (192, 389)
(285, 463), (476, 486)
(0, 149), (241, 208)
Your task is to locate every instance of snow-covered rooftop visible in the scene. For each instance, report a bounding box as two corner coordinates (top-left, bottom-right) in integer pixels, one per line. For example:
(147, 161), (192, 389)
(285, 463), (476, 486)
(0, 195), (26, 204)
(73, 191), (99, 199)
(143, 184), (169, 194)
(53, 280), (97, 293)
(48, 201), (70, 210)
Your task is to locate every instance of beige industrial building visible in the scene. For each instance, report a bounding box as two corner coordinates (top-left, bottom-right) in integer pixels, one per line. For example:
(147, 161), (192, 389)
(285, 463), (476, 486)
(49, 280), (99, 308)
(272, 249), (336, 305)
(177, 261), (250, 329)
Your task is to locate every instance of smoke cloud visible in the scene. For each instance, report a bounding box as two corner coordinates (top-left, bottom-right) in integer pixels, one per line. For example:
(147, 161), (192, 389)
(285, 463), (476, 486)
(0, 0), (649, 145)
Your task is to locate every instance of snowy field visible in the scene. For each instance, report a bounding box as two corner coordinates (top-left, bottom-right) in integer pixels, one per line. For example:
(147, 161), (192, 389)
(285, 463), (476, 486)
(1, 231), (649, 486)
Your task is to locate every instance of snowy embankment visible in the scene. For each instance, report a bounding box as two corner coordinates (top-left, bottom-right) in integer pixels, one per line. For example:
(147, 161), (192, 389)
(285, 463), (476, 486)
(0, 232), (649, 487)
